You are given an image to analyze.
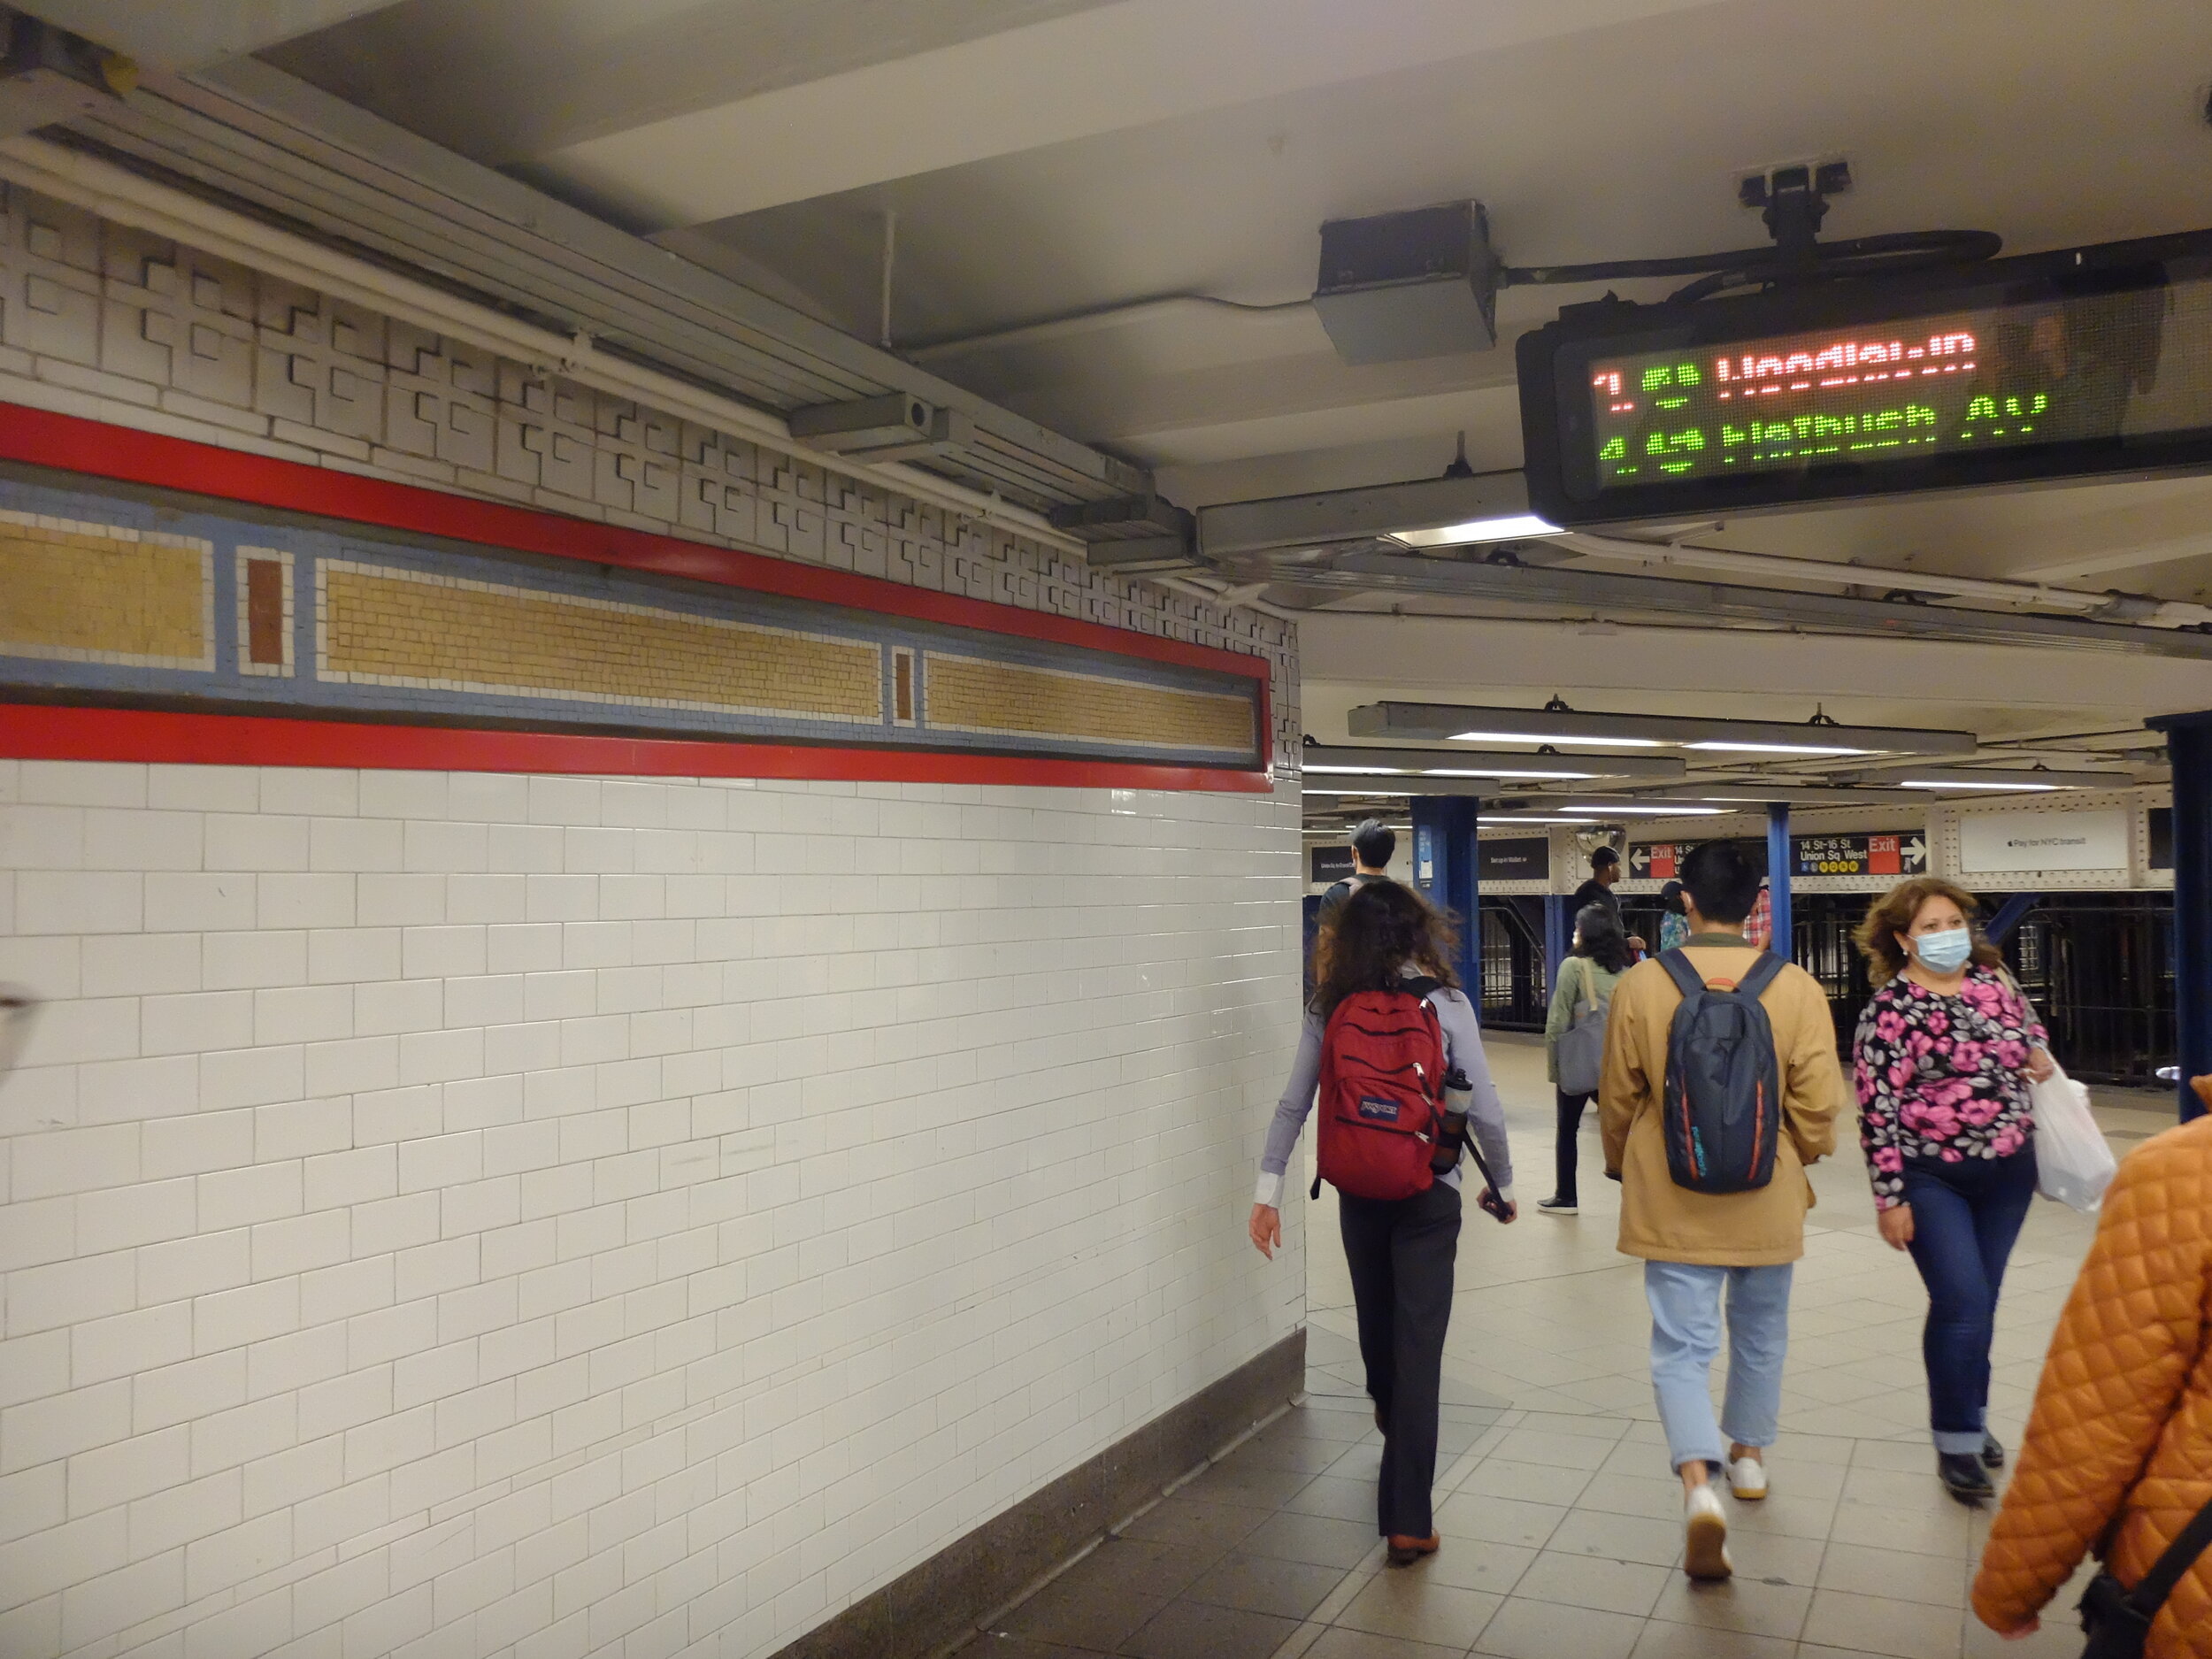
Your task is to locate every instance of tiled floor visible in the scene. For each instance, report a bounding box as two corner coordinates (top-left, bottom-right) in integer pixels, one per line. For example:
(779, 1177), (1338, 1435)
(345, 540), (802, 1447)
(957, 1032), (2164, 1659)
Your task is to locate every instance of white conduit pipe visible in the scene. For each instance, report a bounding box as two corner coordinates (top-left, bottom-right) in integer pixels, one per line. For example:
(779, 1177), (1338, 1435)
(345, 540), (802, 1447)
(0, 135), (1091, 556)
(1563, 531), (2212, 627)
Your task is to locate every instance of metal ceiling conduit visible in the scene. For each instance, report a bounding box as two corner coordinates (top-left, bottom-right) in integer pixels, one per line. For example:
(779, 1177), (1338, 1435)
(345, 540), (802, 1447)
(1563, 533), (2212, 627)
(0, 134), (1088, 552)
(27, 55), (1143, 512)
(1209, 544), (2212, 659)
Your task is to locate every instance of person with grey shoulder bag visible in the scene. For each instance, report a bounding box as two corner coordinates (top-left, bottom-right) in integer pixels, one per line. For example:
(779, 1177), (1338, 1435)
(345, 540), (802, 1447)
(1540, 902), (1632, 1217)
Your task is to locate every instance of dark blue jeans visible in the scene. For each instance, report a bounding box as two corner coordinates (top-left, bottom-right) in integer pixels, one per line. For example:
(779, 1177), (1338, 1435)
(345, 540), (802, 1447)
(1899, 1147), (2039, 1454)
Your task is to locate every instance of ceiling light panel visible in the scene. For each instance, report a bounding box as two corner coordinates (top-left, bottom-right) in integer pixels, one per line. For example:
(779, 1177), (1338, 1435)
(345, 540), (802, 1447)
(1835, 765), (2124, 793)
(1352, 701), (1976, 756)
(1302, 745), (1686, 780)
(1391, 513), (1562, 547)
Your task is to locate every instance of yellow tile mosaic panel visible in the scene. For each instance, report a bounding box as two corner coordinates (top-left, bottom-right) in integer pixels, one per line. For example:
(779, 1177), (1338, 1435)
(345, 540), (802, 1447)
(319, 561), (882, 722)
(924, 653), (1256, 756)
(0, 511), (213, 668)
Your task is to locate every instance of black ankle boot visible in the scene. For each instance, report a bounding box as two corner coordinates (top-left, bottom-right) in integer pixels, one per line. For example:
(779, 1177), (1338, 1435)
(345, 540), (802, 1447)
(1979, 1432), (2005, 1470)
(1938, 1451), (1994, 1502)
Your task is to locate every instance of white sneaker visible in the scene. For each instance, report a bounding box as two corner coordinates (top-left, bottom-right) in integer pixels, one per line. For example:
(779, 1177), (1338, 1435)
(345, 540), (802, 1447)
(1728, 1455), (1768, 1501)
(1684, 1483), (1732, 1581)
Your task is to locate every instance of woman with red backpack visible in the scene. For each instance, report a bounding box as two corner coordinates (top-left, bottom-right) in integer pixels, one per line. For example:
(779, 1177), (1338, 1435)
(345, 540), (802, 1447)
(1248, 880), (1515, 1564)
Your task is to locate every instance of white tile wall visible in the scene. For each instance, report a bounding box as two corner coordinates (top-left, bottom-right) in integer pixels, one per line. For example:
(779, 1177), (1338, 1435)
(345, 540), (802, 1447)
(0, 762), (1305, 1659)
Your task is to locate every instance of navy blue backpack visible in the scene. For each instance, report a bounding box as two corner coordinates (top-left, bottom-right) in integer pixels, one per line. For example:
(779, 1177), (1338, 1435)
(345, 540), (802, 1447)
(1657, 949), (1786, 1194)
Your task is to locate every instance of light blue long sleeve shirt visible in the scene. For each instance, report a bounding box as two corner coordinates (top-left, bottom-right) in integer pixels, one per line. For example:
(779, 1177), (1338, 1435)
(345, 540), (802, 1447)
(1256, 981), (1514, 1208)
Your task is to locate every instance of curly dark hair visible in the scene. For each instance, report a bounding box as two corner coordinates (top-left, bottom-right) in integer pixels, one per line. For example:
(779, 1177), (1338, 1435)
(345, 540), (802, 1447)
(1310, 879), (1461, 1020)
(1853, 877), (2005, 987)
(1572, 903), (1634, 974)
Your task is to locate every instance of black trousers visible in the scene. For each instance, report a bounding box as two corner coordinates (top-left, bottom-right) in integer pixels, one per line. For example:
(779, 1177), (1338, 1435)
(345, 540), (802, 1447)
(1554, 1089), (1594, 1205)
(1338, 1180), (1463, 1537)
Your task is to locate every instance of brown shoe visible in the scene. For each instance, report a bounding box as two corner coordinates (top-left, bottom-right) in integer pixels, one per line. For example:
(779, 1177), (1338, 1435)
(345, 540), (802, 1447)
(1386, 1533), (1440, 1566)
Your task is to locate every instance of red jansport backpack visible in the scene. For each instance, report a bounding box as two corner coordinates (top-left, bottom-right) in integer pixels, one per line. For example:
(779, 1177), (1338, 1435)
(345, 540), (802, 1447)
(1314, 979), (1447, 1201)
(1658, 949), (1786, 1194)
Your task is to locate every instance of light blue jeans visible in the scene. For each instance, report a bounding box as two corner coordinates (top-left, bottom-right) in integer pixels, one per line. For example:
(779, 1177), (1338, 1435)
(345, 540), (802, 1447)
(1645, 1260), (1793, 1473)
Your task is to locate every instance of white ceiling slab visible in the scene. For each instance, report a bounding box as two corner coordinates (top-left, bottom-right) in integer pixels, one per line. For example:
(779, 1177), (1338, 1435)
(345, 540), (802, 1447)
(262, 0), (1117, 168)
(535, 0), (1726, 227)
(29, 0), (401, 69)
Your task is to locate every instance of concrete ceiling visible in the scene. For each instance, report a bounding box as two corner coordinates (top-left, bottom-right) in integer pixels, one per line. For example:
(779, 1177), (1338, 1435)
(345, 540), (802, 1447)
(256, 0), (2212, 785)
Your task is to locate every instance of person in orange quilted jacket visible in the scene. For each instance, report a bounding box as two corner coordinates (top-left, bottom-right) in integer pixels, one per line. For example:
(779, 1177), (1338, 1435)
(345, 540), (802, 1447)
(1971, 1079), (2212, 1653)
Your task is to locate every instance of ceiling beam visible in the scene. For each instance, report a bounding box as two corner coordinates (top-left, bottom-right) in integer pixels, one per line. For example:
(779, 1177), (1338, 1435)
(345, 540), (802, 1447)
(1220, 549), (2212, 659)
(534, 0), (1720, 227)
(21, 2), (401, 71)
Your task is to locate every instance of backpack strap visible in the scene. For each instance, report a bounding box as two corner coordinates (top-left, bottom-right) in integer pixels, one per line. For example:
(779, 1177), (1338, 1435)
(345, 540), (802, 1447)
(1401, 974), (1444, 999)
(1657, 949), (1707, 1000)
(1736, 950), (1788, 1000)
(2124, 1491), (2212, 1621)
(1661, 946), (1786, 1000)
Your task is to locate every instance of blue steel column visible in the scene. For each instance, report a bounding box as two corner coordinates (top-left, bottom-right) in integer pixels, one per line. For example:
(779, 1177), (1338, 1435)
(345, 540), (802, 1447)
(1411, 796), (1480, 993)
(2151, 710), (2212, 1121)
(1766, 803), (1793, 962)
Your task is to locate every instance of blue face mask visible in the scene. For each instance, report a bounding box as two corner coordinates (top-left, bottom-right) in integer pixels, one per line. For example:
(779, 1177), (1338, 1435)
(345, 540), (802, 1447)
(1911, 927), (1974, 974)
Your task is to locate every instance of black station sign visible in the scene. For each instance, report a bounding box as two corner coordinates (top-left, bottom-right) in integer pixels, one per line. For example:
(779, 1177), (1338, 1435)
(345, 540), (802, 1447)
(1311, 845), (1356, 884)
(1479, 836), (1551, 881)
(1793, 832), (1929, 878)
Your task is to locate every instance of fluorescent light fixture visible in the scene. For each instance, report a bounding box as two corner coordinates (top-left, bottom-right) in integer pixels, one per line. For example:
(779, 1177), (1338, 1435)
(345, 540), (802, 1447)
(1450, 731), (1667, 749)
(1895, 780), (2062, 792)
(1302, 744), (1685, 780)
(1838, 764), (2117, 792)
(1680, 741), (1873, 757)
(1419, 767), (1594, 780)
(1356, 701), (1976, 757)
(1548, 804), (1728, 817)
(1393, 513), (1563, 548)
(1479, 815), (1599, 825)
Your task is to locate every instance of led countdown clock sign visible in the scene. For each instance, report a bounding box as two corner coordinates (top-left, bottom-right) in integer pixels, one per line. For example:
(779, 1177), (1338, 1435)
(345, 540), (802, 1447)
(1517, 229), (2212, 526)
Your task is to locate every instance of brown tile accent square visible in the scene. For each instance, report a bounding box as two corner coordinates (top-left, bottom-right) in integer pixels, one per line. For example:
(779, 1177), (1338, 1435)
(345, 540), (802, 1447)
(245, 557), (286, 665)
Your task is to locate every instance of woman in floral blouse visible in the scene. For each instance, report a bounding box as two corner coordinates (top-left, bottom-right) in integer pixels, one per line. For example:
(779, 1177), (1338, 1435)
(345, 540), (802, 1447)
(1852, 877), (2056, 1505)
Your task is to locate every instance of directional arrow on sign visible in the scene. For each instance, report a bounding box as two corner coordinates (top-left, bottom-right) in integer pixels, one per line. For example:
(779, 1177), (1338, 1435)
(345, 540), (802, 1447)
(1631, 847), (1652, 874)
(1902, 837), (1929, 872)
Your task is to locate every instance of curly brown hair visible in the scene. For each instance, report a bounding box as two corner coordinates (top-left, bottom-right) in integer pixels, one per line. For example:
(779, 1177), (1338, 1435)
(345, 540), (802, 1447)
(1310, 880), (1461, 1019)
(1852, 876), (2006, 987)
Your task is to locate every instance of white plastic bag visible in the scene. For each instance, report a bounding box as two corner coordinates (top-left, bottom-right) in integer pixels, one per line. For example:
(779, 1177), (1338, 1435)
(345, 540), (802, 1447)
(2032, 1062), (2117, 1213)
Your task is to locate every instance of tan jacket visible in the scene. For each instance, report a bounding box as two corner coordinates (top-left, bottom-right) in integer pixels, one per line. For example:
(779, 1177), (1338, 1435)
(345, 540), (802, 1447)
(1973, 1109), (2212, 1656)
(1598, 941), (1845, 1266)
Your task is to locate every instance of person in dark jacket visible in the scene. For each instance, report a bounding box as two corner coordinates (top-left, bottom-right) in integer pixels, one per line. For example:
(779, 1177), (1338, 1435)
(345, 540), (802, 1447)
(1317, 818), (1396, 930)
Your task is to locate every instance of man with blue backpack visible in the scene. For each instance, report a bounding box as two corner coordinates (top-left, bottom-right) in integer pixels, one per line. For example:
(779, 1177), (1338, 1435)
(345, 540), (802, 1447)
(1599, 841), (1845, 1584)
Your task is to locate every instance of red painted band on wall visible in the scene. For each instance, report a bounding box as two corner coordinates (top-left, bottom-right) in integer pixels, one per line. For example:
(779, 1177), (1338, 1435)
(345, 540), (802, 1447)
(0, 403), (1265, 684)
(0, 704), (1277, 793)
(0, 403), (1277, 785)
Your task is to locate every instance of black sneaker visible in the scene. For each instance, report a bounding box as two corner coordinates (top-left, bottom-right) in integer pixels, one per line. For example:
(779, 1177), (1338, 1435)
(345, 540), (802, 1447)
(1538, 1196), (1578, 1217)
(1938, 1451), (1994, 1503)
(1980, 1433), (2006, 1470)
